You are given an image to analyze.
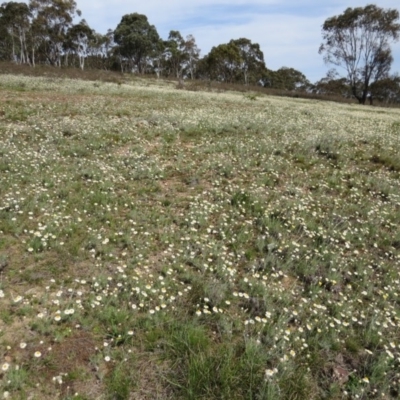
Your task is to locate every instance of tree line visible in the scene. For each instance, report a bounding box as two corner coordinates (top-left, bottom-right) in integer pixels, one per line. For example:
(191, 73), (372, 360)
(1, 1), (400, 104)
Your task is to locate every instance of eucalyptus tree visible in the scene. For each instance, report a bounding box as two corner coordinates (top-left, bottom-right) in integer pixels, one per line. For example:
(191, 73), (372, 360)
(84, 29), (114, 69)
(29, 0), (81, 66)
(165, 30), (186, 78)
(204, 42), (241, 82)
(319, 4), (400, 104)
(114, 13), (160, 73)
(202, 38), (265, 84)
(163, 31), (200, 79)
(182, 34), (200, 79)
(65, 19), (94, 69)
(313, 75), (352, 98)
(150, 38), (167, 78)
(0, 2), (14, 61)
(263, 67), (310, 91)
(97, 29), (114, 59)
(369, 74), (400, 104)
(230, 38), (265, 85)
(0, 2), (31, 63)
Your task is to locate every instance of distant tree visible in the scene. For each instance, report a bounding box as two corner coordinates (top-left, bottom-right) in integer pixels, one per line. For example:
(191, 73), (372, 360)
(65, 20), (94, 70)
(195, 55), (212, 81)
(0, 2), (31, 63)
(114, 13), (160, 73)
(313, 75), (352, 98)
(29, 0), (81, 66)
(319, 4), (400, 104)
(164, 30), (186, 78)
(184, 34), (200, 79)
(263, 67), (310, 91)
(89, 29), (115, 69)
(205, 42), (241, 82)
(230, 38), (265, 85)
(0, 13), (9, 60)
(151, 39), (167, 78)
(369, 74), (400, 104)
(202, 38), (265, 84)
(89, 29), (113, 56)
(163, 30), (200, 79)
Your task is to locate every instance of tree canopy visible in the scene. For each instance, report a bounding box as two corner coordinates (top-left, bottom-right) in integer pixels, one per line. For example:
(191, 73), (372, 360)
(319, 4), (400, 104)
(201, 38), (265, 85)
(262, 67), (311, 91)
(230, 38), (265, 85)
(65, 19), (94, 70)
(0, 1), (31, 63)
(114, 13), (160, 73)
(162, 30), (200, 79)
(30, 0), (81, 66)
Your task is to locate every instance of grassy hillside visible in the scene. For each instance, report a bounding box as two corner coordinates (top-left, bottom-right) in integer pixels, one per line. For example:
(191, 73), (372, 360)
(0, 73), (400, 399)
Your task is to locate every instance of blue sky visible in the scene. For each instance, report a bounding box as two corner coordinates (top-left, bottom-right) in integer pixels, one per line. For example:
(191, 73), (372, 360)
(37, 1), (400, 82)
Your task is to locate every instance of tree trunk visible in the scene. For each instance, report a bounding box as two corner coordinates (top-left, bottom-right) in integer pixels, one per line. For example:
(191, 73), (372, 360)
(79, 55), (84, 70)
(352, 85), (366, 104)
(22, 31), (30, 66)
(11, 31), (16, 62)
(19, 30), (25, 64)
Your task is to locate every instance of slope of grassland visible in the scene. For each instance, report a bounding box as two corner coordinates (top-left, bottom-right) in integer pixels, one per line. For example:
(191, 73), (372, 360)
(0, 73), (400, 399)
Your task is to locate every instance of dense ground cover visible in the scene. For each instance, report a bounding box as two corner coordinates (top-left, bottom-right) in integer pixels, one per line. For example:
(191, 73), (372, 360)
(0, 73), (400, 399)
